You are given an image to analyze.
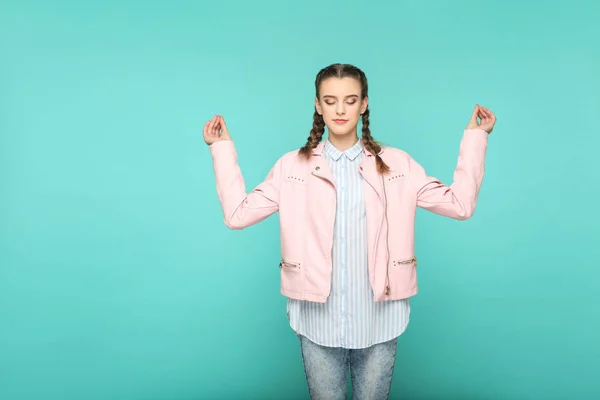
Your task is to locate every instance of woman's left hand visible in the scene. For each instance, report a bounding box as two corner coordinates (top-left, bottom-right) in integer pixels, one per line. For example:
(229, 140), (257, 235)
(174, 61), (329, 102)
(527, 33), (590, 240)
(467, 104), (496, 134)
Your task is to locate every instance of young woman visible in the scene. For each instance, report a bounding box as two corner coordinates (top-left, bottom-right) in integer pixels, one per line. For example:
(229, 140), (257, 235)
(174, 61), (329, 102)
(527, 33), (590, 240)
(204, 63), (496, 400)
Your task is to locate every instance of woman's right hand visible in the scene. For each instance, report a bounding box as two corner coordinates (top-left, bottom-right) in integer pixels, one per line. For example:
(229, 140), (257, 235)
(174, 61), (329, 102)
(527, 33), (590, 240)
(203, 115), (232, 146)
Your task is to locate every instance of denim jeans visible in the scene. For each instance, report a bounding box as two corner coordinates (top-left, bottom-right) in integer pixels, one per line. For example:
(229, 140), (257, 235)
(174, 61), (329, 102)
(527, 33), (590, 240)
(298, 335), (398, 400)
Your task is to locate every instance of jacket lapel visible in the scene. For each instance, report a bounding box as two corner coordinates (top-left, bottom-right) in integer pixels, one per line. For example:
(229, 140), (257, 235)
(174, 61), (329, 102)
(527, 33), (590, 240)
(311, 157), (335, 187)
(359, 154), (384, 201)
(310, 141), (336, 187)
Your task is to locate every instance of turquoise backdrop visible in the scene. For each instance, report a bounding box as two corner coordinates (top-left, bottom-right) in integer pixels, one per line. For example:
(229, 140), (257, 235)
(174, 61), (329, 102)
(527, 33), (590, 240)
(1, 0), (599, 399)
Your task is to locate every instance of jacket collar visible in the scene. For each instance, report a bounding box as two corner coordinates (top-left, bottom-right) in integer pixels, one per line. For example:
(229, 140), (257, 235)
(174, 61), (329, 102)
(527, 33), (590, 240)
(324, 139), (363, 161)
(311, 138), (384, 157)
(308, 139), (392, 199)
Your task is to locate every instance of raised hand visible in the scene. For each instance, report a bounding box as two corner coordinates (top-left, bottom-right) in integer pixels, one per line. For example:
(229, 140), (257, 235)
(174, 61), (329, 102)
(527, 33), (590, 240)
(466, 105), (496, 134)
(203, 115), (232, 145)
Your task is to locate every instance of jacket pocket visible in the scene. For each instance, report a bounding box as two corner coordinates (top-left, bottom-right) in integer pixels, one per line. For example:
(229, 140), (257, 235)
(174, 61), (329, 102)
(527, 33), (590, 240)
(389, 256), (417, 295)
(279, 258), (304, 294)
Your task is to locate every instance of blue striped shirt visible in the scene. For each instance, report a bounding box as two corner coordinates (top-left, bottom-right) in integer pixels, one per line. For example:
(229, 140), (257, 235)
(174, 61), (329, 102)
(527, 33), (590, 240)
(287, 138), (410, 349)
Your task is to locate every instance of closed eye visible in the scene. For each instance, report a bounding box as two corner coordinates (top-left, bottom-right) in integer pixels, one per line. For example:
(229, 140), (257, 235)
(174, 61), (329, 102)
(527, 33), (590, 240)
(324, 100), (357, 106)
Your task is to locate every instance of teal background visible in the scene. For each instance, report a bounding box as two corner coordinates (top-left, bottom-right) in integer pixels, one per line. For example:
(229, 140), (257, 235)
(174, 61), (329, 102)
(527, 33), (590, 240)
(1, 0), (599, 399)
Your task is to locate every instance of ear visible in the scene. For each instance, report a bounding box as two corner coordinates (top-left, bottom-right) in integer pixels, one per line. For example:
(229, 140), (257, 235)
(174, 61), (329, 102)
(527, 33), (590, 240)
(360, 97), (369, 115)
(314, 97), (323, 115)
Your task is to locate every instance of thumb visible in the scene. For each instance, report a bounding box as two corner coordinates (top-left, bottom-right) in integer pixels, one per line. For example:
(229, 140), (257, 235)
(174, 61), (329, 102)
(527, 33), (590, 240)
(470, 104), (480, 123)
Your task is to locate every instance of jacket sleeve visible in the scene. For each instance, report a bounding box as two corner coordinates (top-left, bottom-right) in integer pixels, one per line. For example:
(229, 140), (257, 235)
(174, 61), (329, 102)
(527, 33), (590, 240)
(209, 140), (282, 230)
(407, 128), (489, 220)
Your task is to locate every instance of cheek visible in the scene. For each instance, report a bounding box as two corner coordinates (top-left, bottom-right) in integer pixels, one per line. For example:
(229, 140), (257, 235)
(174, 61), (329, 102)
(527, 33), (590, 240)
(350, 103), (362, 115)
(321, 107), (336, 119)
(345, 104), (362, 120)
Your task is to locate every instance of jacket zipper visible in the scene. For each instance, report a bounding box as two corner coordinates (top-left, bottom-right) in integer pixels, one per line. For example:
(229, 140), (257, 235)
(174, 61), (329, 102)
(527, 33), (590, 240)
(279, 259), (301, 269)
(331, 196), (336, 285)
(394, 256), (417, 265)
(359, 162), (387, 297)
(381, 173), (392, 295)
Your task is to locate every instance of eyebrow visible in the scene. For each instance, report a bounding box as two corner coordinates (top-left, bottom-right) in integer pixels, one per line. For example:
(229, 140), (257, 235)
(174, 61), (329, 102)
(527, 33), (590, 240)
(322, 94), (360, 99)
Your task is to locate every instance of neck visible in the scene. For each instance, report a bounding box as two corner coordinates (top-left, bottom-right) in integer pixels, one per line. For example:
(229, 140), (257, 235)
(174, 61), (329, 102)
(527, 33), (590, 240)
(327, 131), (360, 152)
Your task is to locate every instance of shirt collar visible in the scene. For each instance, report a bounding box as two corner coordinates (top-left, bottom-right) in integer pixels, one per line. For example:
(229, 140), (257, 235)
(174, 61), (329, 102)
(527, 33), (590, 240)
(324, 138), (364, 161)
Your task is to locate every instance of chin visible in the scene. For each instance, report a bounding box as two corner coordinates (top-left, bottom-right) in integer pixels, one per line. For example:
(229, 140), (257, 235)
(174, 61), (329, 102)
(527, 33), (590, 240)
(327, 126), (355, 137)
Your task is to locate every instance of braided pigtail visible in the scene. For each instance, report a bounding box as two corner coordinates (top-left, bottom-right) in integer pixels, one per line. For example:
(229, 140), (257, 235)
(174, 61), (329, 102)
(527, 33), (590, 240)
(360, 108), (390, 174)
(299, 110), (326, 159)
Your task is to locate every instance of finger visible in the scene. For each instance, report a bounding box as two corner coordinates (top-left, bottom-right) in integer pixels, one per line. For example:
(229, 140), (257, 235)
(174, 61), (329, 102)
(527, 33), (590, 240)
(483, 110), (493, 125)
(482, 107), (493, 120)
(208, 115), (218, 135)
(205, 120), (217, 138)
(477, 108), (486, 123)
(479, 111), (489, 126)
(219, 116), (230, 136)
(482, 110), (490, 124)
(214, 116), (224, 136)
(481, 106), (491, 119)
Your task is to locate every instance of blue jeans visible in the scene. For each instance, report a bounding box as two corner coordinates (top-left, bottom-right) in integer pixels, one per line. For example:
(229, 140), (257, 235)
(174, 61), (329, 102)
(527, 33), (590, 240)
(298, 335), (398, 400)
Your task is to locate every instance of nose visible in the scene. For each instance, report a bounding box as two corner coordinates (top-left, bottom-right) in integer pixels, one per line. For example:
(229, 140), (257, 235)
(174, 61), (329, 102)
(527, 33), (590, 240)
(336, 103), (346, 116)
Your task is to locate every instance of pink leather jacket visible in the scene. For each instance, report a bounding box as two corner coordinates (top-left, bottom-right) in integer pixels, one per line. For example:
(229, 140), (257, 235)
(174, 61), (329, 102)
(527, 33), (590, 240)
(210, 128), (489, 303)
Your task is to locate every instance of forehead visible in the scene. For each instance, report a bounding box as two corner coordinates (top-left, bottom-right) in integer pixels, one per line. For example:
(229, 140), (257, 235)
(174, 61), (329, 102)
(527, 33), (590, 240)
(319, 77), (361, 97)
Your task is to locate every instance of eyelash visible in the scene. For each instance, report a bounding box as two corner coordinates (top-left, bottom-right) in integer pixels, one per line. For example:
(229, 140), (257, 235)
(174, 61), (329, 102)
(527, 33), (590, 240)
(325, 100), (357, 105)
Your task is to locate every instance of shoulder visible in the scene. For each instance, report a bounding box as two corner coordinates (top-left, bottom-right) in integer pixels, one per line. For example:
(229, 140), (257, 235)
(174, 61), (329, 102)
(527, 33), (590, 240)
(381, 145), (409, 158)
(379, 144), (426, 175)
(277, 148), (303, 164)
(268, 147), (306, 174)
(380, 145), (415, 169)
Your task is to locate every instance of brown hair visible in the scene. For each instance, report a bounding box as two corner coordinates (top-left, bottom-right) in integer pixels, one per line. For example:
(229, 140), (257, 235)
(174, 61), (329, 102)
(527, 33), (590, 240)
(298, 63), (389, 174)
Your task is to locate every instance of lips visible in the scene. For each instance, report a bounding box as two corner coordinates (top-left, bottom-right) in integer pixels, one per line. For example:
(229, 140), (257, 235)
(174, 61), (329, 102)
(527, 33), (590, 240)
(333, 119), (348, 124)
